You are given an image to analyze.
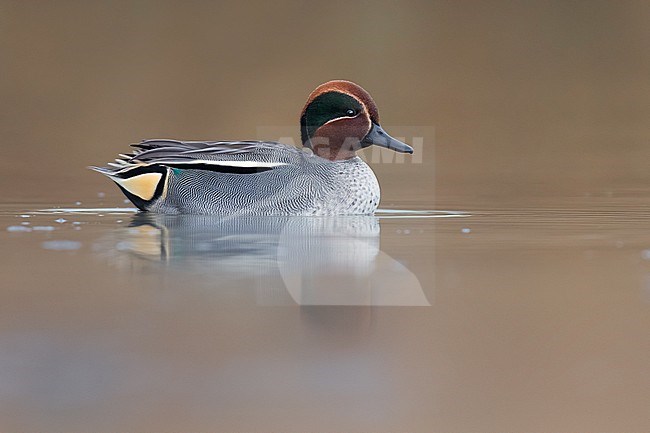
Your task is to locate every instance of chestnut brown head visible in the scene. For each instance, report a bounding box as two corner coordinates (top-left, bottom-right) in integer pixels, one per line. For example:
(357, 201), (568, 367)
(300, 80), (413, 161)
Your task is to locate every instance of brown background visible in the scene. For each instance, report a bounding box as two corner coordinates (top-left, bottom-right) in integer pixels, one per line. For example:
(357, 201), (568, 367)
(1, 0), (648, 205)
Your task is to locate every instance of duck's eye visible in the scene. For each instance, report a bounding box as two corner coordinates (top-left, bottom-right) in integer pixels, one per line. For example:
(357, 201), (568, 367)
(346, 109), (357, 116)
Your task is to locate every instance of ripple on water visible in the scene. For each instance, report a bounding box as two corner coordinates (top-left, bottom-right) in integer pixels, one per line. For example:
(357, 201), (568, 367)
(7, 225), (32, 232)
(13, 207), (470, 220)
(375, 209), (470, 219)
(34, 207), (138, 215)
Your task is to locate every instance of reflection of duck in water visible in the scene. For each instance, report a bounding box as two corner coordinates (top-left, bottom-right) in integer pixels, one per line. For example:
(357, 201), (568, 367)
(107, 214), (429, 306)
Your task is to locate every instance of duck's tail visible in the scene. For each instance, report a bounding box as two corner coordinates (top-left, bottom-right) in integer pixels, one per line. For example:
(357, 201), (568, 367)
(89, 163), (169, 211)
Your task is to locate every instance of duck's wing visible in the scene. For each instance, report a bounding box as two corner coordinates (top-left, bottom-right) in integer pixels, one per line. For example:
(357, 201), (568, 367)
(92, 139), (304, 176)
(130, 139), (301, 163)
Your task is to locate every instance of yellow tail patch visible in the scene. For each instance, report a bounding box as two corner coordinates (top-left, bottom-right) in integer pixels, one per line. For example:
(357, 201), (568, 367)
(111, 172), (163, 201)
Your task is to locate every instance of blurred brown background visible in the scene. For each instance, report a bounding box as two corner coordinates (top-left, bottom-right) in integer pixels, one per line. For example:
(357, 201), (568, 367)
(1, 0), (649, 205)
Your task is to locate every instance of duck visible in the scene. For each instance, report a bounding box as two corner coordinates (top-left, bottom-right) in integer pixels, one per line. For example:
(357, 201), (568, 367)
(92, 80), (413, 215)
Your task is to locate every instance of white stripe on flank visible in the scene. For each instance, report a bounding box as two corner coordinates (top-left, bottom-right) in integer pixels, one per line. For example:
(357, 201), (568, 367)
(109, 172), (162, 201)
(154, 160), (287, 168)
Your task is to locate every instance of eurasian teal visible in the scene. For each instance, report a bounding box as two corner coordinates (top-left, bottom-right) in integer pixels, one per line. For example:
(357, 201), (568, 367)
(93, 80), (413, 215)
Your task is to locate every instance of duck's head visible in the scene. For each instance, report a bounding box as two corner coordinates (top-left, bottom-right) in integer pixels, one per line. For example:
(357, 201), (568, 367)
(300, 80), (414, 161)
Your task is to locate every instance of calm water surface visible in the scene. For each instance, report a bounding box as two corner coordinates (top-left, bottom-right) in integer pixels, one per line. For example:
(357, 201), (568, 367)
(1, 190), (649, 433)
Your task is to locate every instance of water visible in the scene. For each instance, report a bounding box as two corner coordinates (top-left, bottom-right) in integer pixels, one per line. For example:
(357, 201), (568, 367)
(1, 193), (650, 432)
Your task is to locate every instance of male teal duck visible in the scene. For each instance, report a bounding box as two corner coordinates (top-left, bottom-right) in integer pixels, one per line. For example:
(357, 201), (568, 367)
(93, 80), (413, 215)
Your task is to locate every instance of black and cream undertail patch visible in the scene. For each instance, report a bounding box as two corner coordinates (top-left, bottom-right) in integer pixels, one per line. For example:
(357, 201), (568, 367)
(108, 165), (169, 211)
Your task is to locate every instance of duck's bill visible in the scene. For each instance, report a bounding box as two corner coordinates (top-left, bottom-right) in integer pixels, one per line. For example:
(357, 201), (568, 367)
(361, 123), (414, 154)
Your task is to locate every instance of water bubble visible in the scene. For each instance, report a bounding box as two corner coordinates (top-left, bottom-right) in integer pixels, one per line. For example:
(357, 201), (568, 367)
(72, 222), (82, 225)
(75, 201), (82, 205)
(55, 218), (67, 224)
(20, 214), (31, 218)
(33, 226), (55, 231)
(461, 228), (471, 234)
(21, 222), (30, 226)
